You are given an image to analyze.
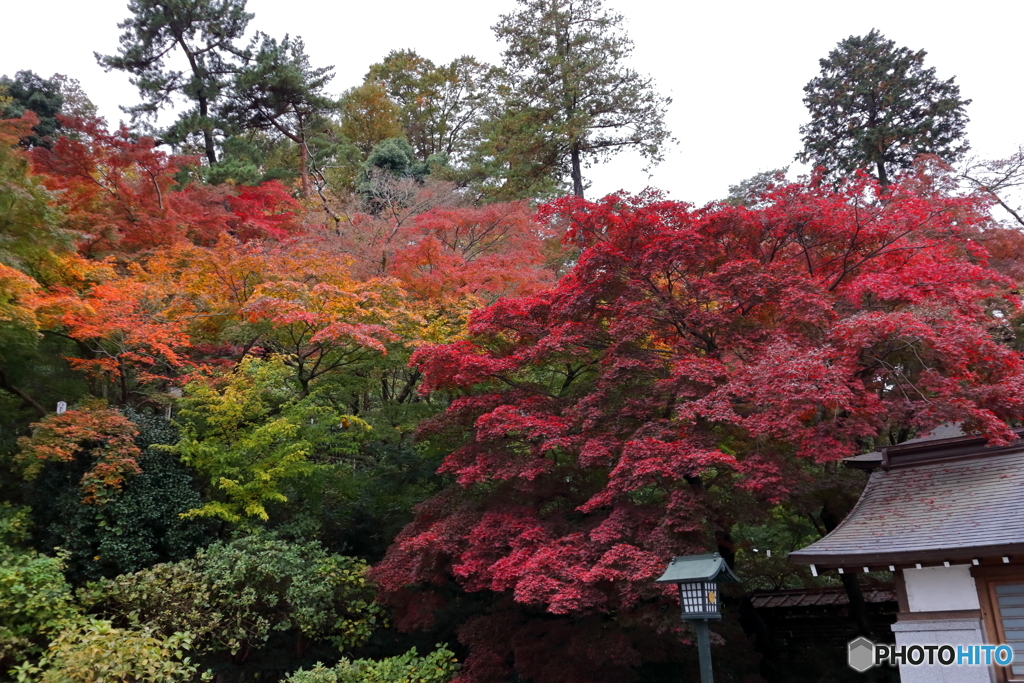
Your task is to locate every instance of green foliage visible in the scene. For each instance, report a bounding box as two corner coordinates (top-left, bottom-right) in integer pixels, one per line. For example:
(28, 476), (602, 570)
(484, 0), (673, 198)
(0, 333), (90, 462)
(798, 29), (970, 186)
(357, 138), (441, 213)
(205, 136), (278, 186)
(220, 33), (336, 195)
(0, 119), (65, 276)
(460, 101), (567, 201)
(121, 407), (179, 451)
(96, 0), (253, 165)
(83, 533), (383, 656)
(0, 532), (78, 670)
(731, 509), (830, 592)
(19, 408), (206, 585)
(285, 646), (459, 683)
(204, 135), (299, 186)
(29, 446), (211, 585)
(169, 356), (373, 524)
(364, 138), (427, 179)
(724, 167), (789, 207)
(273, 439), (446, 562)
(0, 505), (32, 546)
(0, 71), (64, 148)
(338, 83), (403, 158)
(11, 618), (207, 683)
(365, 50), (490, 163)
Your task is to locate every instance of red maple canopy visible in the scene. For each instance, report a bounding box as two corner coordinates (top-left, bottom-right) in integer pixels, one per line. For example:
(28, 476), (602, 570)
(374, 177), (1024, 683)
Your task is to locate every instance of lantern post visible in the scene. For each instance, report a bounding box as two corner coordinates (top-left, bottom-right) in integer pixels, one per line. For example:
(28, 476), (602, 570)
(656, 553), (739, 683)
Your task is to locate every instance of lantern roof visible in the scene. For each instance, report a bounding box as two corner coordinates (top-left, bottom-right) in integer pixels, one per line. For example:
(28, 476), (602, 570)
(656, 553), (740, 584)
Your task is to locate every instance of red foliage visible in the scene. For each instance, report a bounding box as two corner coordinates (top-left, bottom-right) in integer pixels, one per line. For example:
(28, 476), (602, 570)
(30, 117), (301, 254)
(389, 202), (562, 302)
(974, 224), (1024, 283)
(226, 181), (302, 242)
(317, 199), (566, 302)
(0, 112), (39, 148)
(375, 177), (1024, 682)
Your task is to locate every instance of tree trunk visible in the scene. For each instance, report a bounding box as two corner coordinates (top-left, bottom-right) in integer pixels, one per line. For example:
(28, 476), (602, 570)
(0, 369), (47, 418)
(299, 140), (310, 199)
(571, 143), (584, 198)
(199, 95), (218, 166)
(876, 158), (889, 188)
(175, 36), (218, 166)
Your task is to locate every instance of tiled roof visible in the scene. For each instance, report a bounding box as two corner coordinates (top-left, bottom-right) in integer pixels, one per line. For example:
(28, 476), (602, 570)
(790, 447), (1024, 567)
(843, 424), (967, 470)
(750, 587), (896, 609)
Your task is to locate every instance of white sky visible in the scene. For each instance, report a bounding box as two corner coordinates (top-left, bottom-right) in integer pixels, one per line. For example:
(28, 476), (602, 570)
(3, 0), (1022, 205)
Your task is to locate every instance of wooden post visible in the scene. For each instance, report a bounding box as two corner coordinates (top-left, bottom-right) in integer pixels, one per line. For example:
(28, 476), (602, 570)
(694, 618), (713, 683)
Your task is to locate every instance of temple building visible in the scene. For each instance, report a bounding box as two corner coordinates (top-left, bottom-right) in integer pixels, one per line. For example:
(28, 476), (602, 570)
(790, 425), (1024, 682)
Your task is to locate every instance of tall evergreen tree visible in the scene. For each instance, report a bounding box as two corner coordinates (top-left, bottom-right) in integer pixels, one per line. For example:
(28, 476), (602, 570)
(220, 34), (335, 197)
(486, 0), (672, 198)
(96, 0), (253, 166)
(797, 29), (970, 187)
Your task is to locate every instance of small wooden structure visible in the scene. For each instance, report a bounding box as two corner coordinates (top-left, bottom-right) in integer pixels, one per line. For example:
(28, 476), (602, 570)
(790, 426), (1024, 682)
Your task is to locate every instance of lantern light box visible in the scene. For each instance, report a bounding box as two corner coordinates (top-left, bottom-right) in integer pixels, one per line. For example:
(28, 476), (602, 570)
(656, 553), (740, 620)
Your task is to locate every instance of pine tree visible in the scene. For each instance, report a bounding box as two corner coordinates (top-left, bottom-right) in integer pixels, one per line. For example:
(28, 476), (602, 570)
(220, 34), (336, 197)
(797, 30), (970, 186)
(0, 71), (64, 148)
(96, 0), (253, 166)
(486, 0), (672, 198)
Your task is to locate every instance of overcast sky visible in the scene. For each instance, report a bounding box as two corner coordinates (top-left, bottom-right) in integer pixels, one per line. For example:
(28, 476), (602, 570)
(3, 0), (1022, 205)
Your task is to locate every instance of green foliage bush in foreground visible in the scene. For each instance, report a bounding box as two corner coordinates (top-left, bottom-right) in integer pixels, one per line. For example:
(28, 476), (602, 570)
(81, 532), (384, 657)
(10, 619), (207, 683)
(285, 646), (458, 683)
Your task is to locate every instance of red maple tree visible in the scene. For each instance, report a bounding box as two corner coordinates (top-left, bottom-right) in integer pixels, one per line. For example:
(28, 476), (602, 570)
(30, 117), (302, 254)
(374, 177), (1024, 682)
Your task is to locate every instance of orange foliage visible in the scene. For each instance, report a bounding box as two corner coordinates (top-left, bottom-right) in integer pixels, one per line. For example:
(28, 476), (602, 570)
(33, 255), (193, 402)
(315, 198), (568, 309)
(143, 238), (416, 387)
(0, 112), (39, 148)
(0, 263), (41, 332)
(16, 407), (141, 504)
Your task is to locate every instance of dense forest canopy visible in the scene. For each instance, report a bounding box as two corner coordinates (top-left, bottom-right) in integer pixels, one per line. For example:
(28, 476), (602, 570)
(3, 4), (1024, 682)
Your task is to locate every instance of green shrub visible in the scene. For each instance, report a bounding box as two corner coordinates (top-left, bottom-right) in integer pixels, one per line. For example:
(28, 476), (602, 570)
(83, 532), (384, 655)
(0, 516), (78, 669)
(11, 618), (208, 683)
(285, 646), (459, 683)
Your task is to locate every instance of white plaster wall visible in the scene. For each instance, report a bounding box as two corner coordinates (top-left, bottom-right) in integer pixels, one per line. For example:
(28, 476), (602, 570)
(891, 619), (993, 683)
(904, 565), (981, 612)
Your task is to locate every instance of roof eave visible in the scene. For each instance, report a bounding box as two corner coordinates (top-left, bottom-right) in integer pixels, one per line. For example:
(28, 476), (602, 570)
(790, 542), (1024, 568)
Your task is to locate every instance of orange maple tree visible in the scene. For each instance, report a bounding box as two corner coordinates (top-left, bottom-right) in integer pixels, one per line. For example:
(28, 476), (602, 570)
(16, 406), (141, 504)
